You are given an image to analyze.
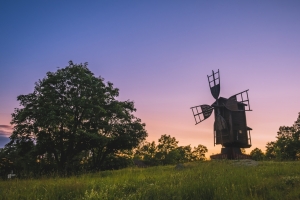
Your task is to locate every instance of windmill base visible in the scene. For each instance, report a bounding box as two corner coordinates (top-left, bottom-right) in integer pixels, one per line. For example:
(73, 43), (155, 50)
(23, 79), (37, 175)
(210, 147), (251, 160)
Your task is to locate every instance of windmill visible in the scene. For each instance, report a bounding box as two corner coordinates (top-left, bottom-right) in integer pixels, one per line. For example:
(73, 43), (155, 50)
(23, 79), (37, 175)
(191, 69), (252, 159)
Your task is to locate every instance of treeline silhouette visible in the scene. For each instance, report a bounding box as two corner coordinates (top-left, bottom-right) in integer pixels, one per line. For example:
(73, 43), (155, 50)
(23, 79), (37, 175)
(1, 61), (299, 179)
(250, 112), (300, 161)
(0, 133), (207, 179)
(0, 61), (207, 179)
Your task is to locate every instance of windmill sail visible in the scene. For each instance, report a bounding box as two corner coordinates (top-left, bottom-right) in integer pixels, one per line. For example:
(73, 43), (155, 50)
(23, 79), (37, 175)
(191, 104), (214, 125)
(225, 90), (252, 111)
(210, 84), (220, 100)
(207, 69), (220, 99)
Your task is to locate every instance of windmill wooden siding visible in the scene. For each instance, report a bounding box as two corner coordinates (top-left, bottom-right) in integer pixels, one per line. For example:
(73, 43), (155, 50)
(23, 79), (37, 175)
(214, 97), (251, 148)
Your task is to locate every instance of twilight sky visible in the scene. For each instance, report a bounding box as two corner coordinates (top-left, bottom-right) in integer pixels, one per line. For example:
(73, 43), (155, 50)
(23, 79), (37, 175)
(1, 0), (300, 156)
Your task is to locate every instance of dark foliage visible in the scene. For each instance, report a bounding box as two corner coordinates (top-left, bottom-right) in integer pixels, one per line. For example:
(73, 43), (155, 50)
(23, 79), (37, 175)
(265, 113), (300, 160)
(134, 134), (208, 166)
(250, 148), (265, 161)
(1, 61), (147, 177)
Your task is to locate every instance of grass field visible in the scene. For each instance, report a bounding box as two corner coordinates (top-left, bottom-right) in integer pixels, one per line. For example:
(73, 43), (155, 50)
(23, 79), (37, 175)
(1, 160), (300, 200)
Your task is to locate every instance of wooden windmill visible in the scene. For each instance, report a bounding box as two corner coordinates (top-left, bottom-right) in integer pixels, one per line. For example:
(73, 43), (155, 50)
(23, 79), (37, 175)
(191, 70), (252, 159)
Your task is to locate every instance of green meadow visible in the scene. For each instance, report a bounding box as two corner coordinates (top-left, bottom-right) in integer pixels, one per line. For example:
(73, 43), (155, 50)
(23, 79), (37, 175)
(1, 160), (300, 200)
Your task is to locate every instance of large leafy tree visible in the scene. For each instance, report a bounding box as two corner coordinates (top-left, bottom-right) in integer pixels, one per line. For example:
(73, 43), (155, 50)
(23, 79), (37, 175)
(8, 61), (147, 172)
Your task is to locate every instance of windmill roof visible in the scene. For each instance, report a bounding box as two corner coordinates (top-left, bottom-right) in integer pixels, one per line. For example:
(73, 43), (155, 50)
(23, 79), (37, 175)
(211, 96), (248, 107)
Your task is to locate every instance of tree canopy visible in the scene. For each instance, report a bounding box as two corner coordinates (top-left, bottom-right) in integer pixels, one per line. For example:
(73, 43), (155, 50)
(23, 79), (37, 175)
(6, 61), (147, 173)
(135, 134), (208, 165)
(265, 113), (300, 160)
(250, 148), (264, 161)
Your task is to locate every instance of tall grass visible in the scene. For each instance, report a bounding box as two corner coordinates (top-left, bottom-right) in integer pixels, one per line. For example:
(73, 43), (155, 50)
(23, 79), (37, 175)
(1, 160), (300, 200)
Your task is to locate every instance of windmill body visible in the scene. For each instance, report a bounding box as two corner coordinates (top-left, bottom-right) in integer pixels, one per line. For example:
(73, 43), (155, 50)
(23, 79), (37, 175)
(191, 70), (252, 159)
(212, 97), (252, 148)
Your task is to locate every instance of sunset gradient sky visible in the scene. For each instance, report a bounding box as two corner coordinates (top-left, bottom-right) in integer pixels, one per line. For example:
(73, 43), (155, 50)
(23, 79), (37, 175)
(1, 1), (300, 156)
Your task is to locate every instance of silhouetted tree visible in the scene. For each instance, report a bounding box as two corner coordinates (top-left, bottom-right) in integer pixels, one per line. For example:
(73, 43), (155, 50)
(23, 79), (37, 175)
(191, 144), (208, 161)
(250, 148), (264, 161)
(265, 142), (276, 160)
(156, 134), (179, 165)
(176, 145), (192, 163)
(7, 61), (147, 173)
(134, 135), (208, 165)
(135, 141), (158, 165)
(265, 113), (300, 160)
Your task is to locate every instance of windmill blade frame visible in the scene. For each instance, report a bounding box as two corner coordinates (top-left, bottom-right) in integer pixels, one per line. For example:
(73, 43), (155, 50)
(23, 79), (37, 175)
(207, 69), (220, 100)
(225, 89), (252, 111)
(191, 104), (214, 125)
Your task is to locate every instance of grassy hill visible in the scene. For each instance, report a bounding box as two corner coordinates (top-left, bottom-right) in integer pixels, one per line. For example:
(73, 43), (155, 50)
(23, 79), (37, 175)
(1, 160), (300, 200)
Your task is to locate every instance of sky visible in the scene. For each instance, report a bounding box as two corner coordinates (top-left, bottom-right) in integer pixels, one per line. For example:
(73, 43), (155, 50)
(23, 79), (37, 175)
(1, 0), (300, 156)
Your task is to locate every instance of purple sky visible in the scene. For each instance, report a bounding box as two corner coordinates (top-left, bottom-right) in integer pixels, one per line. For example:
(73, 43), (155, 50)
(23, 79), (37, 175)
(1, 1), (300, 156)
